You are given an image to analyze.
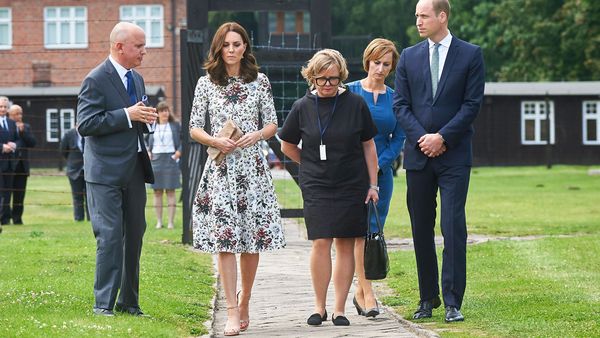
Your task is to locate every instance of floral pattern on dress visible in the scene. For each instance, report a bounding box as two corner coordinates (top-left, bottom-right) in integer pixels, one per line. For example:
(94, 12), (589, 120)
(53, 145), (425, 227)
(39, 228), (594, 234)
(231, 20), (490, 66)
(189, 73), (285, 253)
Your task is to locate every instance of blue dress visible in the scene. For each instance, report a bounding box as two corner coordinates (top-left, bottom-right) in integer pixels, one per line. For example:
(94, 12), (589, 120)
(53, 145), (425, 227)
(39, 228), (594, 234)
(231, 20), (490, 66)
(347, 81), (405, 233)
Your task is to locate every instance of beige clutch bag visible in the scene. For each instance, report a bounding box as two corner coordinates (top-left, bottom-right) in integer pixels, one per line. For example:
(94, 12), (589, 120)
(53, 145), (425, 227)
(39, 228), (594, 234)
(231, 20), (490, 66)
(207, 119), (243, 165)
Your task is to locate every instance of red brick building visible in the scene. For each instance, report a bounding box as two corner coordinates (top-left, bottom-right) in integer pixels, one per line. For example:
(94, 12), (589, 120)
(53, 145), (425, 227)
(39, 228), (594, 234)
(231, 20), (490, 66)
(0, 0), (186, 165)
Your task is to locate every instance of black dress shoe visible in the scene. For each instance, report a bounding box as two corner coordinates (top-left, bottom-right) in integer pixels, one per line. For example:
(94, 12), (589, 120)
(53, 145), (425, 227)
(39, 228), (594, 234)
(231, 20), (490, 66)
(115, 305), (145, 316)
(413, 296), (441, 319)
(331, 314), (350, 326)
(445, 306), (464, 322)
(307, 310), (327, 325)
(13, 219), (22, 225)
(93, 308), (115, 316)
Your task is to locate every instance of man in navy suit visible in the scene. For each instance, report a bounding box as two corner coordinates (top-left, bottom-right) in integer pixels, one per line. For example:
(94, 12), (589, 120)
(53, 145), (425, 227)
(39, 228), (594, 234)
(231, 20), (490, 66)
(9, 104), (36, 225)
(77, 22), (157, 317)
(393, 0), (485, 322)
(0, 96), (19, 226)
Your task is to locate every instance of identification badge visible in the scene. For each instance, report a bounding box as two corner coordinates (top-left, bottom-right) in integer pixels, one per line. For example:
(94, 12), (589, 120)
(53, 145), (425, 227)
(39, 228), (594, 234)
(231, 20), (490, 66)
(320, 144), (327, 161)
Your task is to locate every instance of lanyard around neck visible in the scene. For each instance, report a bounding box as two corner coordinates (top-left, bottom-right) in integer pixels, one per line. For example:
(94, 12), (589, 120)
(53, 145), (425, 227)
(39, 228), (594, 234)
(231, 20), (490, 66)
(314, 92), (338, 144)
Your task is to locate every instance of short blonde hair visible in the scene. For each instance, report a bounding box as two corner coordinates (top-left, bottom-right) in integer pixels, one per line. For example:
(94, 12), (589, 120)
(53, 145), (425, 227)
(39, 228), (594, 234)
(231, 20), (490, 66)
(301, 49), (349, 88)
(363, 38), (399, 73)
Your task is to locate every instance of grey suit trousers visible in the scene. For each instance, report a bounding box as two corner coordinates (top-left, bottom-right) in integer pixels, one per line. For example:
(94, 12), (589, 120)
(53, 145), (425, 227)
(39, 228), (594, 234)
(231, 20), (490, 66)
(87, 156), (147, 310)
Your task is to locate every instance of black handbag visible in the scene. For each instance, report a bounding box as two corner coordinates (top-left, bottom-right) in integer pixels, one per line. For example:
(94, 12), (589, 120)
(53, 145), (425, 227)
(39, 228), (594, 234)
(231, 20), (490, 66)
(364, 200), (389, 280)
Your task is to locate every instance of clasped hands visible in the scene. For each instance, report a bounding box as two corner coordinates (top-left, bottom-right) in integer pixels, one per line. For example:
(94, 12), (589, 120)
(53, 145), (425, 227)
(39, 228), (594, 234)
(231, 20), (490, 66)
(127, 102), (157, 124)
(2, 142), (16, 153)
(418, 133), (446, 158)
(212, 131), (262, 154)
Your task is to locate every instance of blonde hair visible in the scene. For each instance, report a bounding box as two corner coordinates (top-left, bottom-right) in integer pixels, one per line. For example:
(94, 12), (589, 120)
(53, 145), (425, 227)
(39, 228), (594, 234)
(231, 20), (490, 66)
(362, 38), (399, 73)
(300, 49), (349, 88)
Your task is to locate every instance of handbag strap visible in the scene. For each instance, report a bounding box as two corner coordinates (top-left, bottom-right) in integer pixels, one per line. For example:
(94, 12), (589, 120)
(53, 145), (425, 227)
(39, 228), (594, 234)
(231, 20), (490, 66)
(366, 200), (384, 235)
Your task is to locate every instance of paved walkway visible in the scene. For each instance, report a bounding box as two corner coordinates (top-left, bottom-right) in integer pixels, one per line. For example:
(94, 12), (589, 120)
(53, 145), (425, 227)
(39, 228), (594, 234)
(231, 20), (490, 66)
(201, 219), (438, 338)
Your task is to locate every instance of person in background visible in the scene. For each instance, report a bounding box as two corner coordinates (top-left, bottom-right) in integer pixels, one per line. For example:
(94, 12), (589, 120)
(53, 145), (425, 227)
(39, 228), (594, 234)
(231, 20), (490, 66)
(0, 96), (19, 226)
(189, 22), (285, 336)
(77, 22), (158, 317)
(279, 49), (379, 327)
(393, 0), (485, 322)
(347, 38), (405, 318)
(8, 104), (36, 225)
(60, 126), (88, 222)
(147, 101), (181, 230)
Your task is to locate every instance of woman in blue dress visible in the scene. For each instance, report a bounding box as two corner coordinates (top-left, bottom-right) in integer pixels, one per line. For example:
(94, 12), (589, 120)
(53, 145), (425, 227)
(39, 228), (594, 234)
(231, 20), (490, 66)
(347, 38), (405, 318)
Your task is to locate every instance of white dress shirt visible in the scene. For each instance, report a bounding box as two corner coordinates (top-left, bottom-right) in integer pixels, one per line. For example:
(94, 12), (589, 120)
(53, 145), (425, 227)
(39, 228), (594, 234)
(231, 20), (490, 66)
(428, 32), (453, 82)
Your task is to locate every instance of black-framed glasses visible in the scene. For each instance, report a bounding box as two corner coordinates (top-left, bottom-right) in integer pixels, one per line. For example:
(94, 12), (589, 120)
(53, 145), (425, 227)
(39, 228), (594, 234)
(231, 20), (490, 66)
(315, 77), (341, 86)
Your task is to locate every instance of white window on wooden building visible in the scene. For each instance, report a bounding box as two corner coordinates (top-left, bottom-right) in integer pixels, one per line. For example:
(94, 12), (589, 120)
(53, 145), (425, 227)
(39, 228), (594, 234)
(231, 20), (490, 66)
(46, 108), (75, 142)
(521, 101), (555, 145)
(583, 101), (600, 145)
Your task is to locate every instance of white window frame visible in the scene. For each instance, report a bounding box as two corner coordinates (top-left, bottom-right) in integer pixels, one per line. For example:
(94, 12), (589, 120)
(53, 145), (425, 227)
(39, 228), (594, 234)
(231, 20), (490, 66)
(582, 101), (600, 145)
(0, 7), (11, 50)
(46, 108), (75, 142)
(521, 100), (555, 145)
(44, 6), (88, 49)
(120, 5), (164, 48)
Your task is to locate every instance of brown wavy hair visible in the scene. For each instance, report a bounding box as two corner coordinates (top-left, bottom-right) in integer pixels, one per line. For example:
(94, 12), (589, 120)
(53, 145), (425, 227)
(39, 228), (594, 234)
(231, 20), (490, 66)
(204, 22), (258, 86)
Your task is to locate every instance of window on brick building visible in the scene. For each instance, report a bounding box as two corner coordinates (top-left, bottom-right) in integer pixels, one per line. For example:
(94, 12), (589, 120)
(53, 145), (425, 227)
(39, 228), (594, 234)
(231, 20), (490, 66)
(46, 108), (74, 142)
(120, 5), (164, 48)
(44, 6), (87, 49)
(583, 101), (600, 145)
(521, 101), (555, 145)
(0, 8), (11, 49)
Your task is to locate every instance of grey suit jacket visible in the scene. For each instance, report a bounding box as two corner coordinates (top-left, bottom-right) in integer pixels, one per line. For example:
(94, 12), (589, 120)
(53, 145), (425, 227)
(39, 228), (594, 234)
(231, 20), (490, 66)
(60, 128), (84, 180)
(77, 58), (153, 187)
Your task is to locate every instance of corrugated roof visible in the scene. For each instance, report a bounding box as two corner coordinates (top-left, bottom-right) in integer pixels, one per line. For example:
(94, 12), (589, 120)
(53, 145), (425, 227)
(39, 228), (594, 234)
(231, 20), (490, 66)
(0, 85), (164, 97)
(484, 82), (600, 96)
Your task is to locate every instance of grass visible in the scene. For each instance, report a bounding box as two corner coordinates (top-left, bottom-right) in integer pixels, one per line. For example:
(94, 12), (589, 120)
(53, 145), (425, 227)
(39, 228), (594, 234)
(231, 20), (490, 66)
(274, 165), (600, 337)
(0, 170), (214, 337)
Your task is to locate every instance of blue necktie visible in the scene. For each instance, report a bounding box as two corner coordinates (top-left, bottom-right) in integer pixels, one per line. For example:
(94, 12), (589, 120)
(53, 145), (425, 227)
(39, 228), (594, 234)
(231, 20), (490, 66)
(125, 70), (137, 105)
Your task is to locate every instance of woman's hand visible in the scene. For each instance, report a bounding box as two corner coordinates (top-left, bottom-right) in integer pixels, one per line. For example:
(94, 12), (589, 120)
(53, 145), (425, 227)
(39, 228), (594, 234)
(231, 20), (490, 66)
(365, 188), (379, 204)
(213, 136), (237, 154)
(236, 131), (261, 148)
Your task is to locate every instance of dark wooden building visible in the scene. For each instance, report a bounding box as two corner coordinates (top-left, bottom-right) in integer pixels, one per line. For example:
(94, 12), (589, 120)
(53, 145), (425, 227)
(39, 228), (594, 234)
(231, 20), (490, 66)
(473, 82), (600, 166)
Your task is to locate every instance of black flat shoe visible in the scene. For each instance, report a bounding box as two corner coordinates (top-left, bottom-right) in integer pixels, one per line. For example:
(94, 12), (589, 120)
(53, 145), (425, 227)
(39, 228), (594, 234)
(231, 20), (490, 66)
(445, 306), (464, 322)
(413, 296), (441, 319)
(307, 310), (327, 326)
(352, 297), (365, 316)
(332, 314), (350, 326)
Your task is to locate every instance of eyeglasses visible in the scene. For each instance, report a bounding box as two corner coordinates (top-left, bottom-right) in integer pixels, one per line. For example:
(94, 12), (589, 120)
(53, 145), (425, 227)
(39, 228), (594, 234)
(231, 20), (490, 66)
(314, 77), (341, 86)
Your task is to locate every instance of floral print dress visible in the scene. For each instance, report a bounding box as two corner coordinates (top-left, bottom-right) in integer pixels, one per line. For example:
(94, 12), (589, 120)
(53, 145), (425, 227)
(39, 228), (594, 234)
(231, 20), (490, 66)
(189, 73), (286, 254)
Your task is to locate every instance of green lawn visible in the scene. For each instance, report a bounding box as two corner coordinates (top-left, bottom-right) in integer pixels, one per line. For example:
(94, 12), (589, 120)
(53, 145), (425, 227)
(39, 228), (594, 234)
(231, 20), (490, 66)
(275, 165), (600, 337)
(0, 170), (214, 337)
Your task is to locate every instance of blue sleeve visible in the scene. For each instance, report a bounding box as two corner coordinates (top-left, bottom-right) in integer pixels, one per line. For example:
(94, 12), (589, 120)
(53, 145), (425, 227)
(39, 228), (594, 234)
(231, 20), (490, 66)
(378, 120), (405, 169)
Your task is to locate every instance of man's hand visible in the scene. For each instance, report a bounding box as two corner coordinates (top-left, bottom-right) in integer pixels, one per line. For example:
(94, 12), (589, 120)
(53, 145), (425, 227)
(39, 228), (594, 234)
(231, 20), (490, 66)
(2, 142), (16, 153)
(16, 122), (24, 133)
(127, 102), (158, 124)
(418, 133), (446, 158)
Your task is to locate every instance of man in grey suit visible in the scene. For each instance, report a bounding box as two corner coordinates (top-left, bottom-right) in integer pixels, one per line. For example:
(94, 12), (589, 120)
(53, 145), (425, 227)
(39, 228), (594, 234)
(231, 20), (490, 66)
(60, 127), (88, 221)
(77, 22), (158, 317)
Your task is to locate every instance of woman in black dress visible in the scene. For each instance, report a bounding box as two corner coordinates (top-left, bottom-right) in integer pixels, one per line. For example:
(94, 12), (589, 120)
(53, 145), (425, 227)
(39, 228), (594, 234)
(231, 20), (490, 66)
(279, 49), (379, 326)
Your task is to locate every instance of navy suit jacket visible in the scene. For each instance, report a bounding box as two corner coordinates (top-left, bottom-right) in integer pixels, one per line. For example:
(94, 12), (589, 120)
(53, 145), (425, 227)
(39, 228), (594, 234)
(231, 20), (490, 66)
(0, 118), (20, 172)
(15, 122), (36, 174)
(393, 36), (485, 170)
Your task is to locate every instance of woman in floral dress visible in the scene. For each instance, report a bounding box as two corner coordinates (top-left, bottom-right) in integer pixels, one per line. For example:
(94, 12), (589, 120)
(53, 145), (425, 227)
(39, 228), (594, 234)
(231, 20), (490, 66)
(189, 22), (285, 336)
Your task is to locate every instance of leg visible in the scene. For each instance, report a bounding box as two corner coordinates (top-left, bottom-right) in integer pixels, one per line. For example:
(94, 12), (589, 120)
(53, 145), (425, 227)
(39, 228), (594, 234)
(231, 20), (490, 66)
(437, 165), (470, 309)
(11, 165), (26, 223)
(0, 170), (14, 224)
(238, 253), (259, 329)
(333, 237), (355, 317)
(353, 237), (366, 311)
(311, 238), (333, 315)
(69, 175), (85, 221)
(87, 182), (124, 310)
(219, 252), (240, 335)
(153, 189), (163, 228)
(166, 189), (176, 229)
(117, 158), (147, 309)
(406, 162), (440, 302)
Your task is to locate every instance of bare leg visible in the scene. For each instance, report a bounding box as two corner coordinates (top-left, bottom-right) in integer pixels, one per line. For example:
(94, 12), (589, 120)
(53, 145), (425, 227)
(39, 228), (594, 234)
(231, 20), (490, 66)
(238, 253), (259, 330)
(218, 252), (240, 335)
(166, 189), (176, 229)
(153, 189), (163, 228)
(311, 238), (333, 315)
(354, 237), (377, 311)
(333, 237), (356, 317)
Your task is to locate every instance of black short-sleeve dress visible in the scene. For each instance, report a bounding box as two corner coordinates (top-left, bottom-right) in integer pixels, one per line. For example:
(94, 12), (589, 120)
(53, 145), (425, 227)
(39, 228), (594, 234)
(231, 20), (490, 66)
(278, 89), (378, 239)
